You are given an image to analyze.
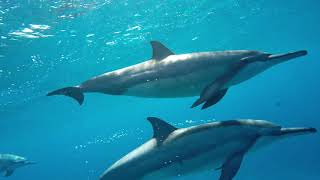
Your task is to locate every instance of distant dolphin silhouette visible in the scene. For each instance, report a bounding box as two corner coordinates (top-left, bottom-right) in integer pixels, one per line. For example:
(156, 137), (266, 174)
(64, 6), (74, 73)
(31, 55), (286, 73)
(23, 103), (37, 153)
(100, 117), (316, 180)
(0, 154), (36, 177)
(47, 41), (307, 109)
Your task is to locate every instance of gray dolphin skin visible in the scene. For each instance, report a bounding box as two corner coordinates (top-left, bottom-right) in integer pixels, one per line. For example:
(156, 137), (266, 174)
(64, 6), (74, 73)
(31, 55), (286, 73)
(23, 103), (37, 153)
(0, 154), (36, 177)
(47, 41), (308, 109)
(100, 117), (316, 180)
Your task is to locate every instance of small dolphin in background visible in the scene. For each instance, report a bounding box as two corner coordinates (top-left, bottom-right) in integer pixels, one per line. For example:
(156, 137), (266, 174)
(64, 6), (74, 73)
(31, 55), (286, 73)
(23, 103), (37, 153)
(100, 117), (316, 180)
(47, 41), (307, 109)
(0, 154), (36, 177)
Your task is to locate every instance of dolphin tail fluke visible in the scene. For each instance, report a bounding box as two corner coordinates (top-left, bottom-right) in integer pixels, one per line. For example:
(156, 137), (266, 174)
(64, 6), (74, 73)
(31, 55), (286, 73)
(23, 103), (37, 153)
(47, 87), (84, 105)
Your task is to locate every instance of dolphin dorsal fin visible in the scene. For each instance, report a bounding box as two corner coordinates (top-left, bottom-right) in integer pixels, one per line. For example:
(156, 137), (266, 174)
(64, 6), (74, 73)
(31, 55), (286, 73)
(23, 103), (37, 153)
(150, 41), (174, 60)
(147, 117), (177, 142)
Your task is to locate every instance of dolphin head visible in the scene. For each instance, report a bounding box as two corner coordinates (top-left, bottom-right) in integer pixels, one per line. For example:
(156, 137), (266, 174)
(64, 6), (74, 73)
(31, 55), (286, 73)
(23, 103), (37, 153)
(242, 50), (307, 65)
(231, 50), (308, 86)
(11, 156), (36, 168)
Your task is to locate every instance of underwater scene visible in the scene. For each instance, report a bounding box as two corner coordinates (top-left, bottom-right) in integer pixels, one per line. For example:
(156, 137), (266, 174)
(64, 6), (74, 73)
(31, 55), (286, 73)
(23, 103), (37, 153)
(0, 0), (319, 179)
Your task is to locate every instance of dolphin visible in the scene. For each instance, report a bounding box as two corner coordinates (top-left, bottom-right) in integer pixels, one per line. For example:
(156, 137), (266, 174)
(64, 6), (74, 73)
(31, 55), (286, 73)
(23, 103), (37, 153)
(47, 41), (307, 109)
(100, 117), (316, 180)
(0, 154), (36, 177)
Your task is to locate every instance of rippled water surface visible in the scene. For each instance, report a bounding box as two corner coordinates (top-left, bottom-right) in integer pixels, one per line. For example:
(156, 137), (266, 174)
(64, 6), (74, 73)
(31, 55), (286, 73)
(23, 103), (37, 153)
(0, 0), (319, 179)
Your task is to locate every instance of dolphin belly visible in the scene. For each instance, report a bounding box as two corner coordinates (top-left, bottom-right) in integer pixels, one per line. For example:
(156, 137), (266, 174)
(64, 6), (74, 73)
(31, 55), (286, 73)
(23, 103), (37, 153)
(225, 61), (271, 87)
(123, 66), (227, 98)
(141, 140), (248, 180)
(141, 150), (223, 180)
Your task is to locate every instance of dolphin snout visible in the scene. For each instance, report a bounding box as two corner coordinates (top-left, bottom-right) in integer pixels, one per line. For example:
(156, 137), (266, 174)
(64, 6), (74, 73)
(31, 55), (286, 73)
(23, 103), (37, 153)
(278, 127), (317, 136)
(268, 50), (308, 64)
(293, 50), (308, 56)
(25, 161), (37, 165)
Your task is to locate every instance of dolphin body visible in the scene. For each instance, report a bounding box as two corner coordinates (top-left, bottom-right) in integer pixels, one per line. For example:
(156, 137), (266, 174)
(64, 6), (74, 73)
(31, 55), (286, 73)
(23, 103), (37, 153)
(0, 154), (35, 177)
(100, 117), (316, 180)
(47, 41), (307, 109)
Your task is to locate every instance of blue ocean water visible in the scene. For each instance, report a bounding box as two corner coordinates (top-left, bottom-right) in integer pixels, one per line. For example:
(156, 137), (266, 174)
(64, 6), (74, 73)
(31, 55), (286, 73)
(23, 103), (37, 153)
(0, 0), (319, 179)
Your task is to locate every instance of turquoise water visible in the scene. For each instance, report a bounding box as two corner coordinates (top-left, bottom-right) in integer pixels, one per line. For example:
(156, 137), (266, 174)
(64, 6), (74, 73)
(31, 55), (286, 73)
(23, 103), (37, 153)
(1, 0), (319, 179)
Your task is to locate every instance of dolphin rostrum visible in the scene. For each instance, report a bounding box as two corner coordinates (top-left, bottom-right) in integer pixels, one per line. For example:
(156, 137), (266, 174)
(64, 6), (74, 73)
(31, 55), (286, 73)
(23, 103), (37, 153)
(100, 117), (316, 180)
(47, 41), (307, 109)
(0, 154), (36, 177)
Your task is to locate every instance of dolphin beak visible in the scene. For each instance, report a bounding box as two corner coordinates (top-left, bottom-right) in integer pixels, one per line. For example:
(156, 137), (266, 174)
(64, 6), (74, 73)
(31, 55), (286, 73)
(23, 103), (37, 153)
(268, 50), (308, 64)
(26, 161), (37, 165)
(278, 127), (317, 136)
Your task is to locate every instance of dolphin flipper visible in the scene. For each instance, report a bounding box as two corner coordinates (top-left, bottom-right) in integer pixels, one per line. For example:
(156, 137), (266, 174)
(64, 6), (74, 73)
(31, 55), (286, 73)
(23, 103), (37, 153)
(218, 152), (244, 180)
(4, 169), (14, 177)
(201, 89), (228, 110)
(191, 61), (247, 109)
(191, 83), (221, 108)
(218, 137), (259, 180)
(47, 87), (84, 105)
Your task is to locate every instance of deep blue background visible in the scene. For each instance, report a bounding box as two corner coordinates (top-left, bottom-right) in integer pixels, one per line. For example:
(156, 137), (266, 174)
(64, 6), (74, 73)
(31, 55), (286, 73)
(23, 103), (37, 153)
(0, 0), (319, 179)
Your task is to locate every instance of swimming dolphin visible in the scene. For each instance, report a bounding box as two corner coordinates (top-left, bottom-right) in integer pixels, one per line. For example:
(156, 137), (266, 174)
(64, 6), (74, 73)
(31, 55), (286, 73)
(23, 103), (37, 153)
(100, 117), (316, 180)
(47, 41), (307, 109)
(0, 154), (36, 177)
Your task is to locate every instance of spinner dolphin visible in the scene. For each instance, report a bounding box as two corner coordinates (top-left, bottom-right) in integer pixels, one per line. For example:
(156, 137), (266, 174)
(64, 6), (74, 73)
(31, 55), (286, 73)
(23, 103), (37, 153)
(47, 41), (307, 109)
(0, 154), (36, 177)
(100, 117), (316, 180)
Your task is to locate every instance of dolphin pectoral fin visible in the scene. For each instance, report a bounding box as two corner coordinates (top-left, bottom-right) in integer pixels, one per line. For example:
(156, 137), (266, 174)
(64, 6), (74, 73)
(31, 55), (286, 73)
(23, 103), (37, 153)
(191, 98), (205, 108)
(191, 88), (228, 109)
(47, 86), (84, 105)
(192, 61), (248, 109)
(4, 169), (14, 177)
(191, 80), (223, 108)
(191, 87), (222, 109)
(147, 117), (178, 143)
(218, 152), (244, 180)
(218, 137), (259, 180)
(150, 41), (175, 60)
(201, 89), (228, 110)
